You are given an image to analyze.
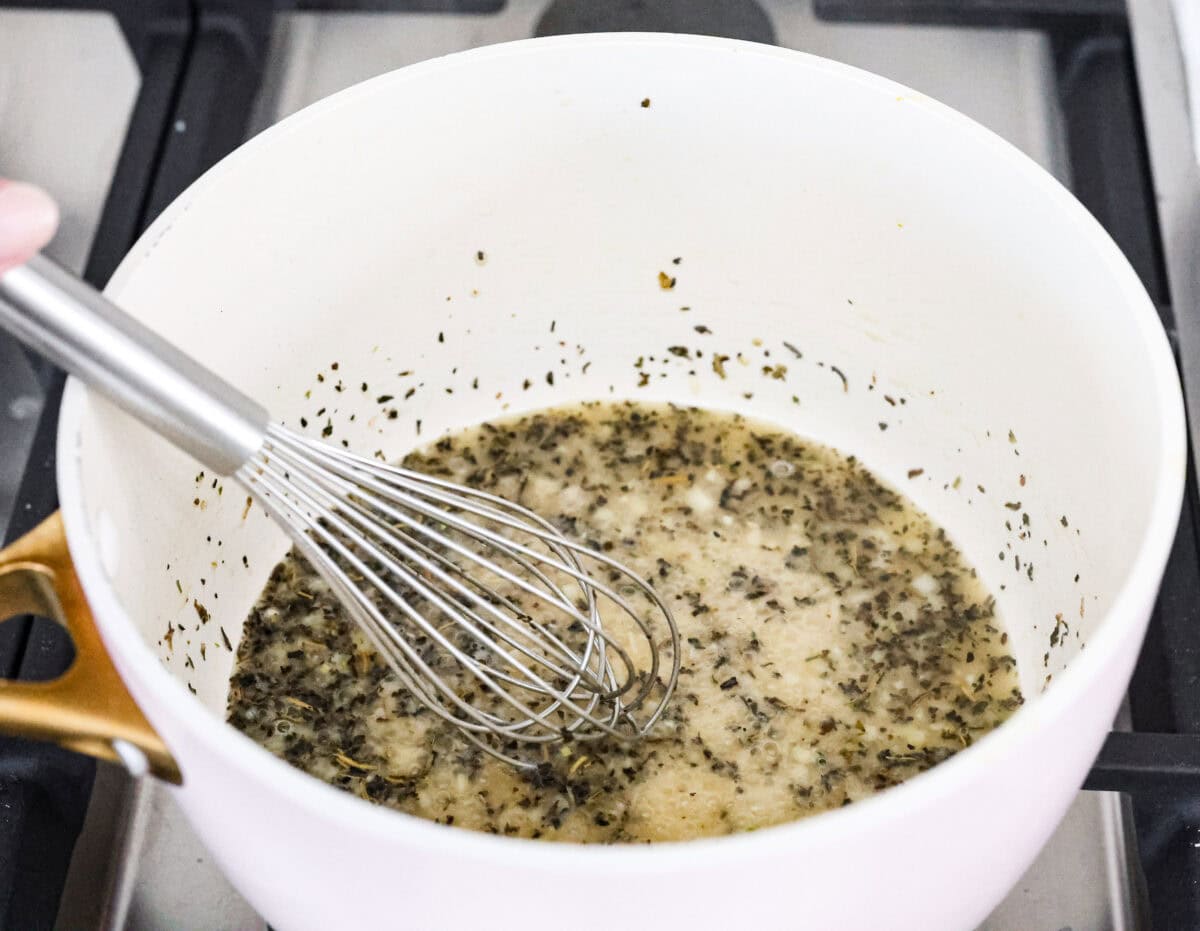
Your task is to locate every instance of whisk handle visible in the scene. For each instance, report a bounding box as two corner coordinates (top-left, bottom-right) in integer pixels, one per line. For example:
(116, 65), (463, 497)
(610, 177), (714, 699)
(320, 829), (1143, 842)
(0, 254), (268, 476)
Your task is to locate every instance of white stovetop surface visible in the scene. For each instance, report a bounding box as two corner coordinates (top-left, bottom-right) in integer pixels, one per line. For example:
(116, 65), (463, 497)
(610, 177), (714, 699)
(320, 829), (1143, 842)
(1171, 0), (1200, 161)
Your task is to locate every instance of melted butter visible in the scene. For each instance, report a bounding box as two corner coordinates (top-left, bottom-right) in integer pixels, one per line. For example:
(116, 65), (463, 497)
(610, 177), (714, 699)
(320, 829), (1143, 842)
(227, 401), (1021, 842)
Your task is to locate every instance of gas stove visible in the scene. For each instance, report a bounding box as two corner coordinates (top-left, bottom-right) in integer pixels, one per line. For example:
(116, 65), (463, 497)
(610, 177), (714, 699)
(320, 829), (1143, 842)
(0, 2), (1196, 928)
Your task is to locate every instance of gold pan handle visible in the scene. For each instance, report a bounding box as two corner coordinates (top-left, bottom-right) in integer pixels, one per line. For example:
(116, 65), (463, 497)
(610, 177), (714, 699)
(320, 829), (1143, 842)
(0, 512), (180, 782)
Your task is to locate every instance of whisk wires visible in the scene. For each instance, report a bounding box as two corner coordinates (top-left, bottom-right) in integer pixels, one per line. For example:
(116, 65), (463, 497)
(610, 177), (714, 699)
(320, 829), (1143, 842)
(236, 424), (680, 769)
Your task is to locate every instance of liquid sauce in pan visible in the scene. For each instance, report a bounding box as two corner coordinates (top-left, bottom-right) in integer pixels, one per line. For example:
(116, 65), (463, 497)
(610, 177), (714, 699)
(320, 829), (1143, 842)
(226, 401), (1021, 842)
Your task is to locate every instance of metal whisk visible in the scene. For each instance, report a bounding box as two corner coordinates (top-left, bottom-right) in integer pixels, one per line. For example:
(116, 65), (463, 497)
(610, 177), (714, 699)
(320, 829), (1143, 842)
(0, 255), (680, 768)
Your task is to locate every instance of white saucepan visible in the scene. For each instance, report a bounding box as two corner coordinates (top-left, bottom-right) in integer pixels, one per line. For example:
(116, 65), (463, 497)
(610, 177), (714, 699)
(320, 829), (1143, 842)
(0, 33), (1184, 931)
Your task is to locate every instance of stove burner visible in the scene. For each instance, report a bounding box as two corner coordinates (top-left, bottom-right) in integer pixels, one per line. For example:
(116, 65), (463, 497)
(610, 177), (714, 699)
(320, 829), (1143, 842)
(535, 0), (776, 45)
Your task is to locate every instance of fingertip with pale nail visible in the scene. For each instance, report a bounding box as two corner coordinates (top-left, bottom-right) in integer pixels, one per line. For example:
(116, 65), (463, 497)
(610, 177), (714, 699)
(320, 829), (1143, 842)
(0, 181), (60, 274)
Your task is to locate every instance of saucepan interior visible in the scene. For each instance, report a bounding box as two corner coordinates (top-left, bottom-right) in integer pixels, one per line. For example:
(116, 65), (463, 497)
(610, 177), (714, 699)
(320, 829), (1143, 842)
(65, 34), (1178, 825)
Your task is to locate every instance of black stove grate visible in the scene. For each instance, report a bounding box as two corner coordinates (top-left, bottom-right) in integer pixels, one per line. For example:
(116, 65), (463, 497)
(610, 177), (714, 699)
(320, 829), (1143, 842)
(1, 1), (1197, 928)
(0, 4), (194, 927)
